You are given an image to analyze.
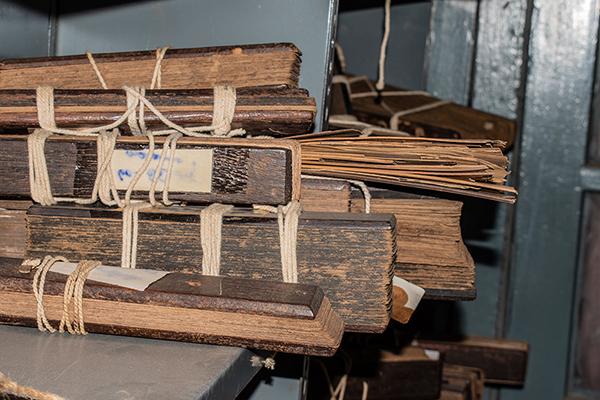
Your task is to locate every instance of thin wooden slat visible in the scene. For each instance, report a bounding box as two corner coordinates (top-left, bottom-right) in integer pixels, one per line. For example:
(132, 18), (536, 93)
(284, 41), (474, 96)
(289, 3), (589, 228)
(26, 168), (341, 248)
(0, 201), (30, 259)
(0, 88), (316, 135)
(0, 43), (301, 89)
(0, 257), (343, 356)
(416, 337), (529, 386)
(25, 204), (396, 333)
(0, 135), (300, 206)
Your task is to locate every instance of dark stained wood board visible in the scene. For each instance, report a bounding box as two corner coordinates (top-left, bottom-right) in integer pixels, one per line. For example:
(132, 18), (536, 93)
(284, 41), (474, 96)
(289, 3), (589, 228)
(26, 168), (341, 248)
(0, 257), (343, 356)
(26, 205), (396, 333)
(0, 43), (301, 89)
(300, 177), (351, 212)
(0, 135), (300, 206)
(0, 87), (315, 135)
(346, 77), (517, 146)
(416, 337), (529, 386)
(442, 364), (484, 400)
(299, 181), (476, 300)
(343, 348), (442, 400)
(0, 200), (30, 259)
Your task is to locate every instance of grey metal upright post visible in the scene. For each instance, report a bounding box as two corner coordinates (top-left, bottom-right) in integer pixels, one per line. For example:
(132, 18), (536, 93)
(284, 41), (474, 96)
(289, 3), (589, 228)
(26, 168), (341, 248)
(504, 1), (600, 398)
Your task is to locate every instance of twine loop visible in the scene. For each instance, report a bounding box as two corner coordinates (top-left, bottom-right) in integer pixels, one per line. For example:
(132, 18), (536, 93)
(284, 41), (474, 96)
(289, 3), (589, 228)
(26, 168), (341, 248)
(31, 256), (100, 335)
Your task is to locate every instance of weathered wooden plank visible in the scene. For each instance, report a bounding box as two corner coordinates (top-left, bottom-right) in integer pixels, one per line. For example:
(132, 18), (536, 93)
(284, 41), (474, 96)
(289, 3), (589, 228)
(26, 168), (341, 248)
(416, 337), (529, 386)
(0, 87), (315, 135)
(0, 257), (343, 356)
(0, 43), (301, 89)
(25, 205), (396, 333)
(0, 201), (29, 259)
(344, 77), (516, 145)
(442, 364), (484, 400)
(345, 348), (442, 400)
(0, 135), (300, 206)
(300, 181), (476, 300)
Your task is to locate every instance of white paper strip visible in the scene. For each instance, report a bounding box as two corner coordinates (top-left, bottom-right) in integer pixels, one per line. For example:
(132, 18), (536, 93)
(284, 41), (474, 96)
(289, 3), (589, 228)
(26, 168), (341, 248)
(393, 276), (425, 310)
(111, 148), (213, 193)
(50, 262), (170, 291)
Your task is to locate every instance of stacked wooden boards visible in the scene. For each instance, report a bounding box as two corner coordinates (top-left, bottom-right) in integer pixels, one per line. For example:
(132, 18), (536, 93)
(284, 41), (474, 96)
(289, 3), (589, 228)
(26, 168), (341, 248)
(416, 337), (529, 386)
(0, 258), (343, 356)
(0, 135), (301, 205)
(0, 43), (406, 354)
(25, 204), (395, 333)
(0, 43), (302, 89)
(0, 88), (315, 135)
(0, 44), (315, 135)
(329, 74), (517, 146)
(300, 180), (475, 300)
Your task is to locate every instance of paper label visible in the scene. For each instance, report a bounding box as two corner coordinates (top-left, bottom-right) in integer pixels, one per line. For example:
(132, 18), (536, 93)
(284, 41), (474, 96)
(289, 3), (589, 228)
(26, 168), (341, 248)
(111, 149), (213, 193)
(393, 276), (425, 310)
(50, 262), (170, 291)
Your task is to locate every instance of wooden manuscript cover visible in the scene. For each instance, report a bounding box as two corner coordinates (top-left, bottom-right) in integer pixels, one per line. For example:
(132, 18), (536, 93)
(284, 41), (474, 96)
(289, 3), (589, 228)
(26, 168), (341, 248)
(0, 43), (302, 90)
(0, 135), (300, 206)
(0, 258), (343, 356)
(0, 88), (316, 135)
(26, 205), (396, 333)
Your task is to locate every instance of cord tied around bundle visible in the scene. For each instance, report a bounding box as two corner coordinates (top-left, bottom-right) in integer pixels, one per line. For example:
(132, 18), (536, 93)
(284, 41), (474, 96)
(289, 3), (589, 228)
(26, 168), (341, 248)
(121, 201), (152, 269)
(31, 256), (100, 335)
(36, 85), (244, 138)
(86, 46), (170, 90)
(253, 200), (301, 284)
(200, 203), (234, 276)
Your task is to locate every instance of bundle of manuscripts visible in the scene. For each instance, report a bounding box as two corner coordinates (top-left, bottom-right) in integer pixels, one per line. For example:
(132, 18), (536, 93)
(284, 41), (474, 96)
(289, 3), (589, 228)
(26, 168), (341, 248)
(0, 41), (518, 372)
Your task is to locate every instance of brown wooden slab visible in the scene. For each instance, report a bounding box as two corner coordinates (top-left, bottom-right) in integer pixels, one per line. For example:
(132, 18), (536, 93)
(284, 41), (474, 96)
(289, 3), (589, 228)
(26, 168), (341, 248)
(314, 347), (442, 400)
(300, 182), (476, 300)
(442, 364), (484, 400)
(0, 88), (315, 135)
(0, 43), (301, 89)
(0, 257), (343, 356)
(26, 204), (396, 333)
(0, 135), (300, 206)
(340, 75), (516, 147)
(416, 337), (529, 386)
(0, 200), (30, 259)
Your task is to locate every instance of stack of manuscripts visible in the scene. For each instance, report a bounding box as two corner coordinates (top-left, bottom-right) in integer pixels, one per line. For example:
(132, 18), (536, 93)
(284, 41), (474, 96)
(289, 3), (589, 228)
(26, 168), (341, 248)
(0, 42), (517, 376)
(0, 42), (393, 357)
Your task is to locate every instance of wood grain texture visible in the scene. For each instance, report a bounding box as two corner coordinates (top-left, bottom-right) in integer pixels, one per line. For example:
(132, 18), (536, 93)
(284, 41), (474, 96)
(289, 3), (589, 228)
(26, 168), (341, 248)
(339, 75), (516, 146)
(300, 178), (351, 212)
(296, 133), (516, 203)
(25, 205), (396, 333)
(0, 87), (315, 135)
(0, 43), (301, 89)
(0, 258), (343, 356)
(300, 182), (476, 300)
(0, 201), (30, 259)
(0, 135), (300, 206)
(442, 364), (484, 400)
(416, 337), (529, 386)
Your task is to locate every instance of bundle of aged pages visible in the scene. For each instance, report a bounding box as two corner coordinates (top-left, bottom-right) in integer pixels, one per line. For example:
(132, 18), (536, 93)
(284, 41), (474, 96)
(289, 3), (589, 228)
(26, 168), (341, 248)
(0, 43), (386, 356)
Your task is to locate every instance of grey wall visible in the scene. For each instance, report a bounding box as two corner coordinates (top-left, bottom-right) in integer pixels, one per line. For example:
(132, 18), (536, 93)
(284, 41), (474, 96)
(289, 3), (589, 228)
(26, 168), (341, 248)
(0, 0), (52, 58)
(337, 2), (431, 90)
